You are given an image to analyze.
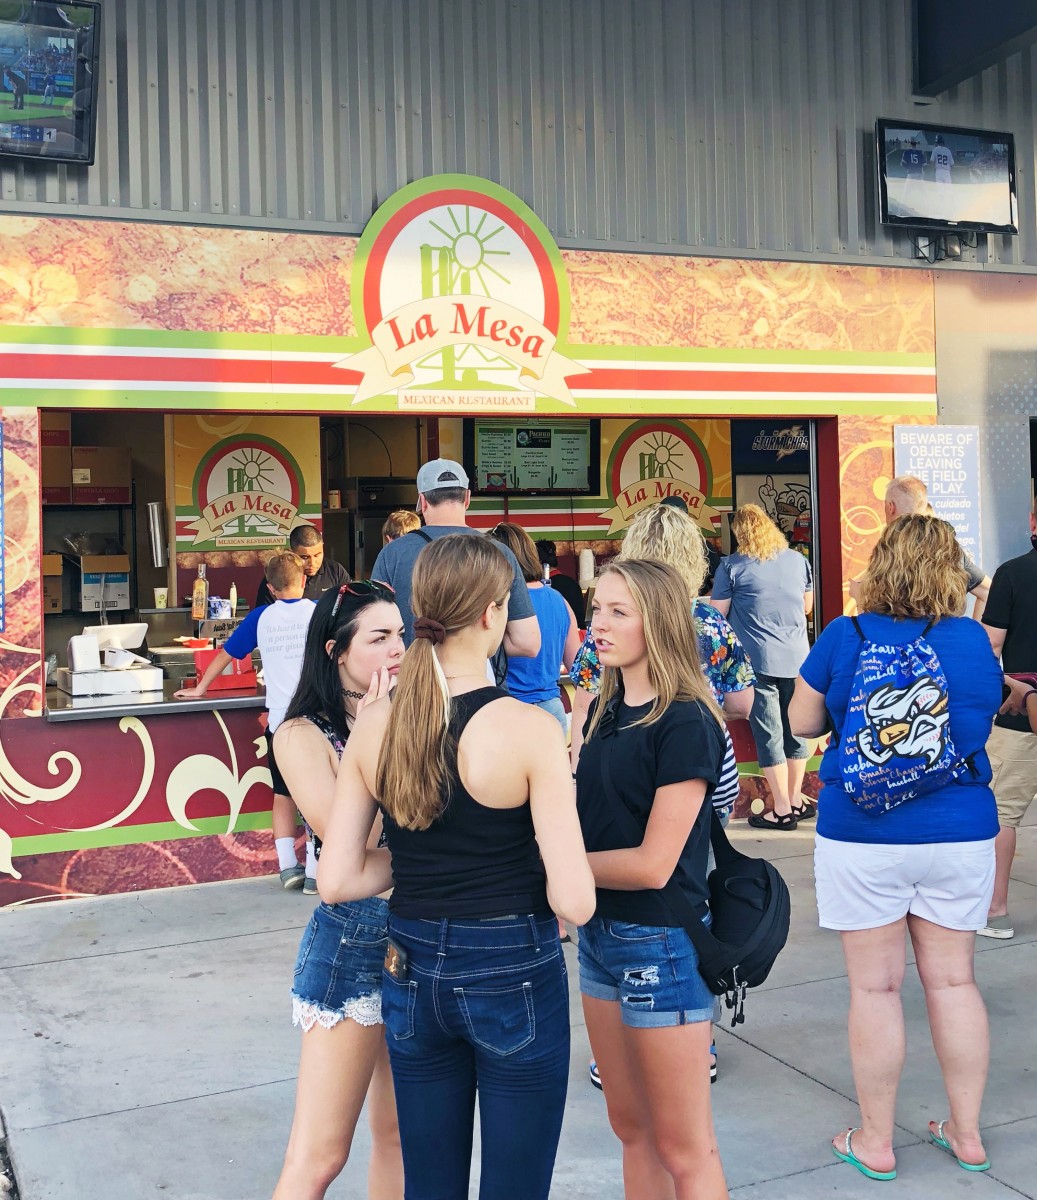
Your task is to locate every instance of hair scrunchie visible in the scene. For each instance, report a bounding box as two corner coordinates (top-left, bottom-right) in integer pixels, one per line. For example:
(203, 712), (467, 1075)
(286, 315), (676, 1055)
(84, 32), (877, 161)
(412, 617), (447, 645)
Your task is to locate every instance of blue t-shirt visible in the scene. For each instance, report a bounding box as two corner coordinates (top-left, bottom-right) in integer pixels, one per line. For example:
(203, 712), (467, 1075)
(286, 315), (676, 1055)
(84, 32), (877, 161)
(711, 549), (812, 678)
(371, 525), (534, 644)
(801, 613), (1001, 845)
(506, 583), (570, 703)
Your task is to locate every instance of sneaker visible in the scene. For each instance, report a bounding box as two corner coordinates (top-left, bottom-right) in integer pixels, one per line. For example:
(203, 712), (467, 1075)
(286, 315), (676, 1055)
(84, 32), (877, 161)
(279, 866), (305, 890)
(588, 1060), (602, 1090)
(977, 914), (1014, 939)
(710, 1042), (718, 1084)
(303, 876), (318, 896)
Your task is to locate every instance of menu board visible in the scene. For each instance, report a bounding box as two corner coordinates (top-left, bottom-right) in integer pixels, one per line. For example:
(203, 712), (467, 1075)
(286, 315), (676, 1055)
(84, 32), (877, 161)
(472, 419), (594, 493)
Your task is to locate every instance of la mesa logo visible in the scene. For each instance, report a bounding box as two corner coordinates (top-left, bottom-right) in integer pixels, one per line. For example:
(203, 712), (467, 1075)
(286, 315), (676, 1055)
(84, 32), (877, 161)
(336, 175), (588, 408)
(386, 299), (546, 360)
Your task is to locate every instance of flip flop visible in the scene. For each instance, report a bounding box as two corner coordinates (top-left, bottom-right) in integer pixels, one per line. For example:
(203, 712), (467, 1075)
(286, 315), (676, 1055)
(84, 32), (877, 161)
(928, 1120), (990, 1172)
(832, 1129), (897, 1181)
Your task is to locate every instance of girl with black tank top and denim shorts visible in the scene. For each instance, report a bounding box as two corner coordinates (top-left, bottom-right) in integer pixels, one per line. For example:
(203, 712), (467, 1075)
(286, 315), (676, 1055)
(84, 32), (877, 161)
(317, 535), (595, 1200)
(270, 582), (406, 1200)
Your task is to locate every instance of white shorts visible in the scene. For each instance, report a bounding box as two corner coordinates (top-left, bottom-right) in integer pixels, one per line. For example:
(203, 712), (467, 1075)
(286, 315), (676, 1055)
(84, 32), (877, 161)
(814, 834), (995, 932)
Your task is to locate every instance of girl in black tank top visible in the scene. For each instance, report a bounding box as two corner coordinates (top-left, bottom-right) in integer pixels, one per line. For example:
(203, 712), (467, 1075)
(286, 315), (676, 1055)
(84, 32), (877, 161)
(269, 582), (405, 1200)
(317, 535), (594, 1200)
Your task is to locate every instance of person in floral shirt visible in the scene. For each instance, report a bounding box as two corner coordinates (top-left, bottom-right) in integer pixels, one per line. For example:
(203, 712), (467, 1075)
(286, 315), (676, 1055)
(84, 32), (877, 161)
(569, 502), (756, 813)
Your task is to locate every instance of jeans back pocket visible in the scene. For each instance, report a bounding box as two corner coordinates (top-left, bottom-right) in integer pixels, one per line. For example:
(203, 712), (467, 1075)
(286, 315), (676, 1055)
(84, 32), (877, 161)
(454, 981), (534, 1056)
(381, 974), (417, 1041)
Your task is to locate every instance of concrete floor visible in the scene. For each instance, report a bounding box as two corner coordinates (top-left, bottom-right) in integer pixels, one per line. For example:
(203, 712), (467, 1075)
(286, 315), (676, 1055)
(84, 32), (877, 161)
(1, 818), (1036, 1199)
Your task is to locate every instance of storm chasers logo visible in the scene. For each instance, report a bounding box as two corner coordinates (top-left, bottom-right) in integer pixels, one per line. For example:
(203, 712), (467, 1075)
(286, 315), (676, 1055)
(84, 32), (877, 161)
(855, 675), (950, 767)
(188, 436), (303, 548)
(335, 175), (588, 410)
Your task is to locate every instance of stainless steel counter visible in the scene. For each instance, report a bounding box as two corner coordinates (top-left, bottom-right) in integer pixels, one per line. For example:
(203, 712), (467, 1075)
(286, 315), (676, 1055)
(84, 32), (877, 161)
(45, 682), (267, 723)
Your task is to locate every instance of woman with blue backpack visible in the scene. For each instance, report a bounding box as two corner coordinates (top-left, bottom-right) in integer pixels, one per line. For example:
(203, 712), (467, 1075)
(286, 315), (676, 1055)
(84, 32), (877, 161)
(789, 514), (1003, 1182)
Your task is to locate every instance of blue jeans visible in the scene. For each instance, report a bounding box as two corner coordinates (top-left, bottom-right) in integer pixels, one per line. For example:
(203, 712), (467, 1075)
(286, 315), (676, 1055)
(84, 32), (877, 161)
(748, 672), (810, 767)
(382, 913), (570, 1200)
(535, 694), (568, 733)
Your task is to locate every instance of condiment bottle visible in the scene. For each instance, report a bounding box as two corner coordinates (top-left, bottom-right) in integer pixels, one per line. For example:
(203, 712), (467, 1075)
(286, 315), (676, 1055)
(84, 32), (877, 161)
(191, 564), (209, 621)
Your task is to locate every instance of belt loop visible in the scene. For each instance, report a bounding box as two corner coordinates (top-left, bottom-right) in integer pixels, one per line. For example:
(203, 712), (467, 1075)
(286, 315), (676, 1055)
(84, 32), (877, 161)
(528, 913), (541, 952)
(437, 918), (449, 956)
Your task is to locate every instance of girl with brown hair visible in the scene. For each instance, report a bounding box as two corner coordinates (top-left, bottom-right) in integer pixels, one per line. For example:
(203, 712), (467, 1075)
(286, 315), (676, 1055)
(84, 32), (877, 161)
(317, 534), (595, 1200)
(576, 558), (730, 1200)
(488, 520), (582, 730)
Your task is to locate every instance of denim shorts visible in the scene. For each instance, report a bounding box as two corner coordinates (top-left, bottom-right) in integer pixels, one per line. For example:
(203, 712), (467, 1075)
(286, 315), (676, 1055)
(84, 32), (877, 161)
(577, 915), (715, 1028)
(748, 672), (811, 768)
(291, 896), (389, 1030)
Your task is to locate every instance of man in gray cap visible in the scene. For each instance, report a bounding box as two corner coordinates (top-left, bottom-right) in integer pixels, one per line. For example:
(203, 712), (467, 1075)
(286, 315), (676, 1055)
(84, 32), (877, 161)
(370, 458), (540, 657)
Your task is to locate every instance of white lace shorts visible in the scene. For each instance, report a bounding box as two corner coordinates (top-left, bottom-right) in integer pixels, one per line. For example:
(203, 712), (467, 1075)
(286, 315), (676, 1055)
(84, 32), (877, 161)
(291, 896), (389, 1031)
(814, 834), (995, 932)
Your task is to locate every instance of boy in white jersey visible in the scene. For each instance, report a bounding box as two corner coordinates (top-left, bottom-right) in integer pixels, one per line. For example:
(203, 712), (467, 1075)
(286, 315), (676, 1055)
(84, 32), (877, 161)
(176, 553), (316, 891)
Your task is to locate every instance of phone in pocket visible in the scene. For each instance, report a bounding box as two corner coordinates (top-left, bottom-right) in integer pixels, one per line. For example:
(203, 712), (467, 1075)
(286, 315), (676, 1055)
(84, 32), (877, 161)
(384, 937), (409, 981)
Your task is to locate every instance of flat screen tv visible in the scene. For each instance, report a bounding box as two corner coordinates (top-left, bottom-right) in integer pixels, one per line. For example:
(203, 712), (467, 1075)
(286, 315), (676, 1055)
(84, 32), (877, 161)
(0, 1), (100, 165)
(463, 418), (600, 496)
(876, 117), (1017, 235)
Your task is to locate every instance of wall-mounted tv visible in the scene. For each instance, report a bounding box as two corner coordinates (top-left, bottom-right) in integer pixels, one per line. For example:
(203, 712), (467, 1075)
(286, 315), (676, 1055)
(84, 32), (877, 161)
(463, 418), (600, 495)
(0, 1), (101, 165)
(876, 117), (1017, 235)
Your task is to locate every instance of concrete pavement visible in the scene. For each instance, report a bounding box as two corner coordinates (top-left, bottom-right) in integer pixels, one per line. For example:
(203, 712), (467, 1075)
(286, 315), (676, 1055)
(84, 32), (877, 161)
(2, 816), (1036, 1199)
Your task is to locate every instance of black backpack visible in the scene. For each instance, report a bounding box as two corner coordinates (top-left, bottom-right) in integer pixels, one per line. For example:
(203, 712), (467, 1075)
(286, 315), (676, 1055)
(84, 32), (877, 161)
(596, 696), (791, 1025)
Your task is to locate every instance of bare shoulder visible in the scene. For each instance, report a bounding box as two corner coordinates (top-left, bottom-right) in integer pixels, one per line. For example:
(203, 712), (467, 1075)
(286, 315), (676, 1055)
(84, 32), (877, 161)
(274, 716), (326, 753)
(475, 695), (566, 742)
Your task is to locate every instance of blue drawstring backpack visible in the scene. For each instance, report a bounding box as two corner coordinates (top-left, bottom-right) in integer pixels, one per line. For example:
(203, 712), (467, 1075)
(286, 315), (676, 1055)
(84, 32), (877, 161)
(839, 616), (976, 815)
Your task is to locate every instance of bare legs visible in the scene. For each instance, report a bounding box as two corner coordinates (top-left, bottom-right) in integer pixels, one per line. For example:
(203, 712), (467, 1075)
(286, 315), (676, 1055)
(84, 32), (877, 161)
(836, 923), (906, 1172)
(987, 825), (1016, 919)
(271, 791), (298, 843)
(272, 1022), (402, 1200)
(760, 759), (807, 820)
(584, 995), (727, 1200)
(909, 916), (989, 1168)
(835, 917), (990, 1174)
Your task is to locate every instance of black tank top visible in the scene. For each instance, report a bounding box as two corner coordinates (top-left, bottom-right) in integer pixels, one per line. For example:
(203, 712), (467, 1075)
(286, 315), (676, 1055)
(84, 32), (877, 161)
(381, 687), (550, 919)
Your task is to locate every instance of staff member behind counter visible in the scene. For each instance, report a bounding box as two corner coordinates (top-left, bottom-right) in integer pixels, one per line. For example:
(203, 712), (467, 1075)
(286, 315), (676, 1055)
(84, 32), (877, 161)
(255, 524), (350, 607)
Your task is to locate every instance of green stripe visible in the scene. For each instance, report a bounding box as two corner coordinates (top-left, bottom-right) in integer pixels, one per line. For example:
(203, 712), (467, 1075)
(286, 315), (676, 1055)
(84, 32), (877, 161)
(10, 811), (282, 856)
(0, 324), (363, 353)
(737, 754), (824, 774)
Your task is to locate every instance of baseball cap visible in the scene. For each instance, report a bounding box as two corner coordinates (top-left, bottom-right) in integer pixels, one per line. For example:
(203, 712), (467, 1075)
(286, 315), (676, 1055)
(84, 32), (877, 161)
(416, 458), (470, 493)
(658, 495), (690, 514)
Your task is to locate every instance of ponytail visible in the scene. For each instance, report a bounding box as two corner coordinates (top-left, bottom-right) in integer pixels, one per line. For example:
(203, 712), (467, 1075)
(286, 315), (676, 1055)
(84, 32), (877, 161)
(376, 534), (512, 830)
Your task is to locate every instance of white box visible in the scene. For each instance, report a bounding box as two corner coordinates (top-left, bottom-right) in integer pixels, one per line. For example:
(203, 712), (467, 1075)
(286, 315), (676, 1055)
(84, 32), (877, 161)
(55, 665), (164, 697)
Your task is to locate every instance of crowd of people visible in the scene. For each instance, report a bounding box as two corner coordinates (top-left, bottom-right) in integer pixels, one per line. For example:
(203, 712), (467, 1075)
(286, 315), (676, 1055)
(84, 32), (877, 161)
(204, 456), (1033, 1199)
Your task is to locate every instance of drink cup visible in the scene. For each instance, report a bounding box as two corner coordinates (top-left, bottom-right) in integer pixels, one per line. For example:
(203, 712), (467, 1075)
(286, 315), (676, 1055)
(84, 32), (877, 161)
(153, 587), (168, 609)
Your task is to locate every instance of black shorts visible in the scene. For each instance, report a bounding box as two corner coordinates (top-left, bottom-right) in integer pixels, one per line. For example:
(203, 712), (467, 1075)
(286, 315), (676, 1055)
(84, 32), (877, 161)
(265, 728), (291, 798)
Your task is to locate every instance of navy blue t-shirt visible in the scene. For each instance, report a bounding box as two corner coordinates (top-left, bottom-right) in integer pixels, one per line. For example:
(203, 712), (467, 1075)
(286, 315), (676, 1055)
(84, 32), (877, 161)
(801, 613), (1001, 845)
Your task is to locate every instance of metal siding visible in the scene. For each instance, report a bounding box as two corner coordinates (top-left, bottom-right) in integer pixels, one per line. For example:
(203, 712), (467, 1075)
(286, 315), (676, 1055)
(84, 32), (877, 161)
(1, 0), (1036, 270)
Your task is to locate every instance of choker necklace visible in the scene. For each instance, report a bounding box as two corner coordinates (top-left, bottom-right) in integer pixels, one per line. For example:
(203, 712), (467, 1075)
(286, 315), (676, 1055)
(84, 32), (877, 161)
(444, 673), (490, 681)
(343, 688), (366, 700)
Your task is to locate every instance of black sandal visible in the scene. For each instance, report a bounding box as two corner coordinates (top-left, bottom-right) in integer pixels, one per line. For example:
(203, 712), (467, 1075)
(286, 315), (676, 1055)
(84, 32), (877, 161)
(747, 810), (798, 830)
(791, 799), (817, 821)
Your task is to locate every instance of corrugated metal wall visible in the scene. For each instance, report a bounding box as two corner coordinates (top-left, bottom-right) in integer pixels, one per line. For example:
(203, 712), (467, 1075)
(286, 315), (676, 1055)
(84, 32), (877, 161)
(3, 0), (1036, 269)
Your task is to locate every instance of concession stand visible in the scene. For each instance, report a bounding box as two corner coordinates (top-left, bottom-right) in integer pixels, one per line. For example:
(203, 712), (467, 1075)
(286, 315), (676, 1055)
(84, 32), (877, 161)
(0, 174), (939, 905)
